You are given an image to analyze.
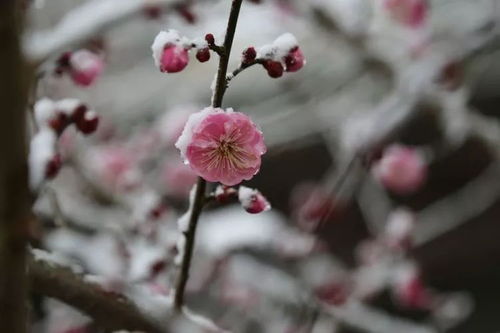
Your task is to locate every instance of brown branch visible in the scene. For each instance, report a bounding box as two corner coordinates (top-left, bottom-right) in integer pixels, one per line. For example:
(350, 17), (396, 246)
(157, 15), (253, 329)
(226, 59), (265, 83)
(173, 0), (244, 311)
(0, 1), (31, 332)
(28, 254), (166, 333)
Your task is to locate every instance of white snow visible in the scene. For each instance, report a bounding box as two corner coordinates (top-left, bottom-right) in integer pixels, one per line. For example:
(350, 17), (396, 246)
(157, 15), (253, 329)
(257, 32), (298, 61)
(32, 248), (83, 274)
(29, 128), (57, 189)
(175, 234), (186, 265)
(34, 98), (56, 127)
(69, 49), (101, 72)
(238, 185), (256, 208)
(55, 98), (83, 115)
(175, 107), (223, 162)
(385, 208), (415, 241)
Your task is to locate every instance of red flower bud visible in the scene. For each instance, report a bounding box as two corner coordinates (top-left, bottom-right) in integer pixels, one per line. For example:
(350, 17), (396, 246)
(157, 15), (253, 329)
(205, 33), (215, 46)
(45, 154), (62, 179)
(196, 48), (211, 63)
(76, 111), (99, 135)
(263, 60), (283, 78)
(242, 47), (257, 64)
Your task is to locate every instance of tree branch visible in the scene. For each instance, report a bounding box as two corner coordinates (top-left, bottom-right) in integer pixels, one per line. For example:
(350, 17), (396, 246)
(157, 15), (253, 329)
(173, 0), (244, 311)
(28, 253), (166, 333)
(0, 1), (31, 332)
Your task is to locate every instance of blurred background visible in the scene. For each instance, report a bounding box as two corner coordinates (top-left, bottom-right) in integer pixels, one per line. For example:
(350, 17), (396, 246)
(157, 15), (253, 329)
(20, 0), (500, 332)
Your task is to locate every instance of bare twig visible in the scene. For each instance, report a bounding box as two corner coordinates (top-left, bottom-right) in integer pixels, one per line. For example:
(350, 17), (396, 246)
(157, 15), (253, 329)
(226, 59), (265, 84)
(173, 0), (244, 311)
(28, 253), (166, 333)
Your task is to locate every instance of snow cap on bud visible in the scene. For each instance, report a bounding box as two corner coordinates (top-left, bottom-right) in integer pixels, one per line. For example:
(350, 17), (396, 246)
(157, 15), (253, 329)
(34, 98), (57, 127)
(196, 48), (210, 62)
(258, 33), (305, 76)
(214, 185), (237, 203)
(175, 107), (266, 186)
(29, 128), (58, 189)
(238, 186), (271, 214)
(384, 208), (415, 249)
(69, 49), (104, 86)
(372, 144), (427, 195)
(152, 30), (190, 73)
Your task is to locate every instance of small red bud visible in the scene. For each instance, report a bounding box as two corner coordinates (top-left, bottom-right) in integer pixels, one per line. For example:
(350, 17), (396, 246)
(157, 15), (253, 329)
(45, 154), (62, 179)
(196, 48), (211, 63)
(71, 104), (88, 123)
(242, 47), (257, 64)
(56, 52), (72, 68)
(205, 34), (215, 46)
(149, 203), (168, 220)
(76, 111), (99, 135)
(48, 112), (70, 135)
(263, 60), (283, 78)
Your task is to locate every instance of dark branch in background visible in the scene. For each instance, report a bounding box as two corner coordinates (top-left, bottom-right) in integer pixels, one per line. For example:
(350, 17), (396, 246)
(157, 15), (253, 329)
(29, 254), (166, 333)
(173, 0), (244, 311)
(0, 1), (31, 332)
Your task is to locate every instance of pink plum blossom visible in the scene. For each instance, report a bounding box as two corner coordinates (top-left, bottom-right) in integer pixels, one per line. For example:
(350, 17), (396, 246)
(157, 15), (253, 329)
(372, 144), (427, 195)
(69, 50), (104, 86)
(238, 186), (271, 214)
(175, 107), (266, 186)
(88, 146), (141, 191)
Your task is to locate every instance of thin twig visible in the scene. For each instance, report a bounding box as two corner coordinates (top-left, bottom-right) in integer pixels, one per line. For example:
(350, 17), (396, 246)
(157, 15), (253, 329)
(173, 0), (244, 311)
(226, 59), (265, 84)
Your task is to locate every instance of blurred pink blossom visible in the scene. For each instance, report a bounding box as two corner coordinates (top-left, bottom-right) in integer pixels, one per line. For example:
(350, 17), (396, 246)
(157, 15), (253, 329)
(69, 50), (104, 86)
(176, 107), (266, 186)
(384, 0), (428, 29)
(89, 146), (141, 191)
(372, 144), (427, 195)
(160, 159), (197, 198)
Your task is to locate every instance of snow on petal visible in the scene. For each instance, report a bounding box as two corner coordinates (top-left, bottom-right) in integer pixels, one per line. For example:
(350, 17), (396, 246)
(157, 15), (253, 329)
(238, 186), (271, 214)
